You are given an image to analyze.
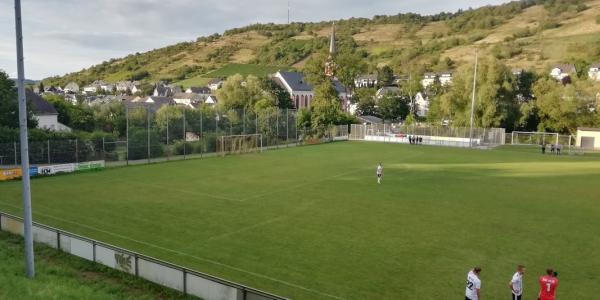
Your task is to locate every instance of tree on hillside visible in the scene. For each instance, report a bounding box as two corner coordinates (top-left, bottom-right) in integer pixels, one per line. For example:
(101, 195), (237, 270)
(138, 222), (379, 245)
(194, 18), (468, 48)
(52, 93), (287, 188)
(532, 77), (599, 134)
(92, 102), (126, 135)
(377, 66), (394, 87)
(38, 81), (45, 93)
(399, 74), (423, 115)
(44, 94), (95, 131)
(436, 57), (519, 130)
(377, 92), (410, 123)
(260, 77), (293, 109)
(337, 51), (367, 97)
(303, 53), (328, 87)
(353, 88), (378, 116)
(311, 81), (341, 130)
(155, 105), (185, 140)
(0, 71), (37, 129)
(216, 74), (274, 110)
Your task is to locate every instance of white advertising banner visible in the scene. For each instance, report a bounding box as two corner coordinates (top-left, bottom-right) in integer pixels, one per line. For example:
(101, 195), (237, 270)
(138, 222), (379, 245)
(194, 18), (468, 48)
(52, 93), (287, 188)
(186, 273), (239, 300)
(138, 258), (185, 292)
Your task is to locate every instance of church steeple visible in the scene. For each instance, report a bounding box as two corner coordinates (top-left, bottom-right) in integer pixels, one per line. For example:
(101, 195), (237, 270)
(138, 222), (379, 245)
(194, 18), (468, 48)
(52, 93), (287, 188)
(329, 22), (336, 55)
(325, 22), (337, 78)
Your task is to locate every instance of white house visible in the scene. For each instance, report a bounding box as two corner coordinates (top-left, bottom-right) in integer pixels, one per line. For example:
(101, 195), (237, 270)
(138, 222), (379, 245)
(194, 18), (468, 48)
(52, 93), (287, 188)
(205, 95), (218, 105)
(28, 89), (71, 132)
(185, 87), (211, 100)
(588, 63), (600, 81)
(421, 73), (437, 89)
(421, 72), (453, 89)
(273, 71), (349, 110)
(208, 79), (224, 91)
(354, 74), (378, 88)
(173, 93), (202, 108)
(64, 82), (79, 93)
(550, 64), (576, 81)
(438, 71), (453, 86)
(414, 92), (429, 117)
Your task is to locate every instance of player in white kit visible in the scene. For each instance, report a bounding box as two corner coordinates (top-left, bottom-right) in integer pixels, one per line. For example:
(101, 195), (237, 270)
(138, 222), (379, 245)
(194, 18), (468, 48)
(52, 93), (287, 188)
(509, 265), (525, 300)
(465, 267), (482, 300)
(376, 163), (383, 184)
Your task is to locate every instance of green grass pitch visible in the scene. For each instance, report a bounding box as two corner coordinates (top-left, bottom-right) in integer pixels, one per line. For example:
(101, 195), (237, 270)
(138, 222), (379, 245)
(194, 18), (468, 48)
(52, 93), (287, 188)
(1, 142), (599, 299)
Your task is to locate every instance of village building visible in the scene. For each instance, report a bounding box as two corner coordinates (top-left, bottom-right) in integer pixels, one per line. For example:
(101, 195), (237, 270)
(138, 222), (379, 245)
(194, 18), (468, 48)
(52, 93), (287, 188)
(588, 63), (600, 81)
(27, 89), (71, 132)
(550, 64), (577, 81)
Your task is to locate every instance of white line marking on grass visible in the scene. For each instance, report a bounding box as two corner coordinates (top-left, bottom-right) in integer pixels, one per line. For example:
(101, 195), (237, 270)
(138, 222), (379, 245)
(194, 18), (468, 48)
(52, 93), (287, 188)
(0, 202), (345, 300)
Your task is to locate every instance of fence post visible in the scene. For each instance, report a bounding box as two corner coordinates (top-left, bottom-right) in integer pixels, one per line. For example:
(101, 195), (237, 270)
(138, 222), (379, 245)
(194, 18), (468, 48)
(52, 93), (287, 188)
(276, 109), (279, 149)
(147, 108), (151, 164)
(183, 269), (187, 294)
(14, 141), (18, 165)
(75, 139), (79, 163)
(200, 110), (203, 159)
(166, 111), (170, 161)
(102, 137), (106, 161)
(47, 139), (50, 164)
(125, 105), (129, 166)
(286, 109), (289, 147)
(243, 108), (246, 134)
(183, 108), (187, 160)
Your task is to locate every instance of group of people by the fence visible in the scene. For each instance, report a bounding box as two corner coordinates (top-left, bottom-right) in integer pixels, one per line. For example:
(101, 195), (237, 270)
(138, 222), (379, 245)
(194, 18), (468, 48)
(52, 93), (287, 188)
(408, 135), (423, 145)
(541, 143), (563, 155)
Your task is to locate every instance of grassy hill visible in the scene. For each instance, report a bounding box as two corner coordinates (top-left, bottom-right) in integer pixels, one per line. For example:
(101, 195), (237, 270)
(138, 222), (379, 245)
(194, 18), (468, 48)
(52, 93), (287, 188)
(44, 0), (600, 87)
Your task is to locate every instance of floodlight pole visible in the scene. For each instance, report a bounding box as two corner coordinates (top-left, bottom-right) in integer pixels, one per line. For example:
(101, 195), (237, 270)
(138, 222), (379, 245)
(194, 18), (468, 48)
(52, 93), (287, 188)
(14, 0), (35, 278)
(469, 49), (479, 148)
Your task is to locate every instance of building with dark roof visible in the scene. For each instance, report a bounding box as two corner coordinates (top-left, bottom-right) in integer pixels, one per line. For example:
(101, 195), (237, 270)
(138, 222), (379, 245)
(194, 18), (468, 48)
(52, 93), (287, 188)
(273, 71), (349, 110)
(27, 89), (71, 132)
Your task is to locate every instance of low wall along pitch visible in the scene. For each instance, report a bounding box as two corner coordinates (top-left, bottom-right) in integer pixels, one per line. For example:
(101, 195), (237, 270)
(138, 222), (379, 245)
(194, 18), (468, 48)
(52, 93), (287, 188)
(0, 212), (288, 300)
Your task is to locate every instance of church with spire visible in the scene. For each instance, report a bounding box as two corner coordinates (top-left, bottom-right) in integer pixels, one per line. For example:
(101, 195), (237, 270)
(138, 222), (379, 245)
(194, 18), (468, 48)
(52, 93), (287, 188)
(324, 22), (337, 78)
(272, 23), (350, 111)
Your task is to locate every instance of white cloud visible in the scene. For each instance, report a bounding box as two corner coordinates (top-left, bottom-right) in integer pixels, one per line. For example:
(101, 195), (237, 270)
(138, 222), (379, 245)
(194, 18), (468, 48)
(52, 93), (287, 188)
(0, 0), (510, 79)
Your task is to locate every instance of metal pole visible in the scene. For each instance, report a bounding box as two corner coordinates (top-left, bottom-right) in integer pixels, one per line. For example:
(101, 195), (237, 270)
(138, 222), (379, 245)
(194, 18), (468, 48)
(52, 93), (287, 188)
(126, 105), (129, 166)
(14, 0), (35, 278)
(147, 108), (150, 163)
(469, 49), (479, 148)
(276, 110), (279, 148)
(47, 140), (50, 164)
(200, 111), (203, 158)
(75, 139), (79, 163)
(243, 108), (246, 134)
(183, 108), (186, 159)
(14, 141), (18, 165)
(102, 136), (106, 160)
(286, 109), (289, 147)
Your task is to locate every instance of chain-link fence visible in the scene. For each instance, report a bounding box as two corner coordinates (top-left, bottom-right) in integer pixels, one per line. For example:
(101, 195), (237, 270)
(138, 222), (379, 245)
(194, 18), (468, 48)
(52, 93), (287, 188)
(350, 124), (505, 148)
(1, 106), (352, 168)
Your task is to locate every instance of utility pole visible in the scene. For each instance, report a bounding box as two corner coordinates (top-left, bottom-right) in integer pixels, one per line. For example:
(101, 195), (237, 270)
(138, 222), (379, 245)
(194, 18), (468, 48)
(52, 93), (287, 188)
(14, 0), (35, 278)
(469, 49), (479, 148)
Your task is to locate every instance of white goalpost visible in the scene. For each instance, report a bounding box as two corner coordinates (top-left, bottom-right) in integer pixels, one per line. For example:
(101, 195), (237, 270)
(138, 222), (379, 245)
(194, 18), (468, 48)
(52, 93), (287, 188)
(218, 134), (263, 157)
(510, 131), (559, 146)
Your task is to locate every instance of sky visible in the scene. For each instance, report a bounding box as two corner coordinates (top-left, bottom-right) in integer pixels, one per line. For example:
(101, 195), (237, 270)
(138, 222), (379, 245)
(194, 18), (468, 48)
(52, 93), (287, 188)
(0, 0), (510, 80)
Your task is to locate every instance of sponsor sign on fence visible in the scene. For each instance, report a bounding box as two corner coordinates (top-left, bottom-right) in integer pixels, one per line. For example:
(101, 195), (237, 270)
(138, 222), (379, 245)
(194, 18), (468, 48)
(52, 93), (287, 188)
(0, 161), (104, 181)
(0, 168), (21, 181)
(0, 212), (288, 300)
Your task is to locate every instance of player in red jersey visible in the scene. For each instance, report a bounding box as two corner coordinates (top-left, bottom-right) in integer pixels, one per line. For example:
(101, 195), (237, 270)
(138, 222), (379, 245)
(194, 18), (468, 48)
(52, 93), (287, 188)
(538, 268), (559, 300)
